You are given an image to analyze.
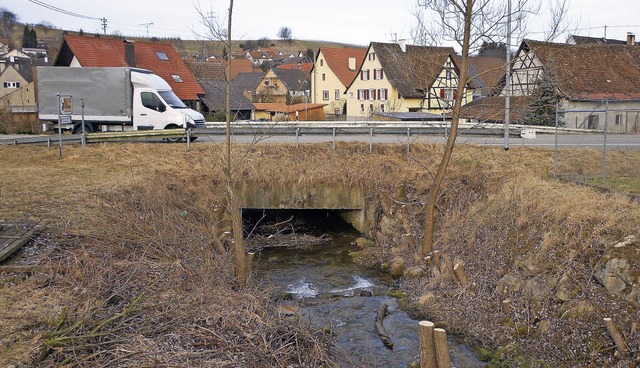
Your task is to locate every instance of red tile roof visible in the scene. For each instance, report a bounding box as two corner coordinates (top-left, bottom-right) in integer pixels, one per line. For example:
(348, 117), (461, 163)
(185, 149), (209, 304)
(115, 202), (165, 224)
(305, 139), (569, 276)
(253, 102), (325, 113)
(319, 47), (367, 87)
(523, 39), (640, 101)
(59, 35), (204, 100)
(277, 62), (313, 73)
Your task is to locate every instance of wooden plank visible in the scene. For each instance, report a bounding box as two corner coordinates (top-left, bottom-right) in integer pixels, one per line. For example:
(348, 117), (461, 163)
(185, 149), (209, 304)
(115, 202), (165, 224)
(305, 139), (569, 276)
(0, 223), (42, 263)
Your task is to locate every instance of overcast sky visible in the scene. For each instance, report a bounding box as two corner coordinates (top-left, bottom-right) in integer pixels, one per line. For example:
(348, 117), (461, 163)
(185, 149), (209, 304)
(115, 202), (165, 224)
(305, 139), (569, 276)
(6, 0), (640, 47)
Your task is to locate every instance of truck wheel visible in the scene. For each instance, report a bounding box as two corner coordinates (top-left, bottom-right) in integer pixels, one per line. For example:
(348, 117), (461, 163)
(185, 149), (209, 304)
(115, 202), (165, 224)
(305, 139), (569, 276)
(163, 124), (184, 143)
(73, 123), (94, 134)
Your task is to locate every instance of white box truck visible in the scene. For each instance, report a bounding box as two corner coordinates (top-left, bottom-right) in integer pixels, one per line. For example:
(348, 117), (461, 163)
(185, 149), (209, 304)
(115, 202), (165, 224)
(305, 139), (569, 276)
(37, 66), (205, 134)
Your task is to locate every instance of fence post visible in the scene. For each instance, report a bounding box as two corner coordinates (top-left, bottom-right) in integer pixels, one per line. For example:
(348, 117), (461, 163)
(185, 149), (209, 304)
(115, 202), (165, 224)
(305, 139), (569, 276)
(554, 101), (559, 177)
(369, 127), (373, 153)
(81, 98), (86, 148)
(602, 101), (609, 188)
(332, 127), (336, 150)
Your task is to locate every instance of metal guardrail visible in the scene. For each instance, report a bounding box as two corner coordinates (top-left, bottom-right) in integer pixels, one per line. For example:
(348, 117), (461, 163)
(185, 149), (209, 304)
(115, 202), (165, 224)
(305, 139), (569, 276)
(0, 129), (188, 146)
(0, 121), (601, 146)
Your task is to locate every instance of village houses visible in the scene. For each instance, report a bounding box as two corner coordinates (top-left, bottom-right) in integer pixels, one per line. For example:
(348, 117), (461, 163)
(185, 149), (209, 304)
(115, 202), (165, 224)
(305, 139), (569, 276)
(311, 47), (367, 119)
(344, 42), (472, 121)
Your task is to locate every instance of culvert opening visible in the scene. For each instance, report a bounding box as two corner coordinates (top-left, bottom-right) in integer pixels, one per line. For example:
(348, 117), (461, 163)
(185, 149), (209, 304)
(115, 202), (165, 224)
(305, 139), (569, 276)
(242, 209), (360, 250)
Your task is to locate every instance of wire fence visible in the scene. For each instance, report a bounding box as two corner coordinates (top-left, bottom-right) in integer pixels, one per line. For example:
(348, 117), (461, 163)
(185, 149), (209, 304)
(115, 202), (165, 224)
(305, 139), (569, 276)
(553, 106), (640, 196)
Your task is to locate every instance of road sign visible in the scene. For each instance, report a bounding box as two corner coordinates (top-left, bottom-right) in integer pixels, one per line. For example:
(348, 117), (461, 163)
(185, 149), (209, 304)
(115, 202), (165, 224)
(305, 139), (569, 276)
(59, 95), (72, 115)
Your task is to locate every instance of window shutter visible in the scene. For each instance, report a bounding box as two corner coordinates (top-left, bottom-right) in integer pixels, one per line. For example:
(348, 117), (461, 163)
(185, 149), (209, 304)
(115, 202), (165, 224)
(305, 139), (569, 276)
(357, 89), (361, 100)
(380, 69), (384, 79)
(361, 70), (364, 80)
(453, 89), (458, 99)
(440, 89), (445, 99)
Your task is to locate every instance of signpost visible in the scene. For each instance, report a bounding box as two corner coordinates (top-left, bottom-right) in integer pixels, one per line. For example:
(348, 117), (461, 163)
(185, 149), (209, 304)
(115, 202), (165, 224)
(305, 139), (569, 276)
(58, 94), (72, 157)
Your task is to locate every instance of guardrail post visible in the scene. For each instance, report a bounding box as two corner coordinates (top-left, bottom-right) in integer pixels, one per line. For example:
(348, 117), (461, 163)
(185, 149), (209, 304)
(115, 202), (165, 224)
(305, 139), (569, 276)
(332, 128), (336, 150)
(296, 127), (300, 150)
(186, 129), (191, 150)
(47, 138), (51, 148)
(369, 127), (373, 153)
(407, 127), (411, 153)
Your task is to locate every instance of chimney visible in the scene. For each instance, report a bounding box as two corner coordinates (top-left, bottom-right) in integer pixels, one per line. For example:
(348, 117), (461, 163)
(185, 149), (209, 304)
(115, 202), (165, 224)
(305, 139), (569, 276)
(399, 39), (407, 52)
(124, 40), (136, 67)
(628, 33), (636, 45)
(348, 57), (356, 71)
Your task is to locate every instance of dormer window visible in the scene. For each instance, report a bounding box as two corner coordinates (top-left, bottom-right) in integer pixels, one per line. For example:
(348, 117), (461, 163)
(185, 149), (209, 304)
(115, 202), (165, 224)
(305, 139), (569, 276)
(156, 51), (169, 61)
(171, 74), (183, 83)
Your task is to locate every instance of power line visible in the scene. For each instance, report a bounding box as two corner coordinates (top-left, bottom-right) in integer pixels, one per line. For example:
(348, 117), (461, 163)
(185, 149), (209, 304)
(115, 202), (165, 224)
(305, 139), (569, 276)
(27, 0), (102, 20)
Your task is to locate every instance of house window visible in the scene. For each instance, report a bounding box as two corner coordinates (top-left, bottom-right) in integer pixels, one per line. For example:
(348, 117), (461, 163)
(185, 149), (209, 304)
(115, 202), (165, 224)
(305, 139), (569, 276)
(369, 88), (375, 100)
(373, 69), (384, 80)
(320, 59), (324, 66)
(439, 88), (455, 100)
(588, 115), (599, 129)
(615, 114), (623, 125)
(322, 73), (326, 81)
(369, 53), (376, 61)
(361, 69), (370, 81)
(361, 104), (365, 112)
(380, 104), (385, 112)
(3, 81), (20, 88)
(335, 89), (340, 100)
(323, 90), (329, 100)
(171, 74), (183, 83)
(155, 51), (169, 61)
(380, 88), (388, 100)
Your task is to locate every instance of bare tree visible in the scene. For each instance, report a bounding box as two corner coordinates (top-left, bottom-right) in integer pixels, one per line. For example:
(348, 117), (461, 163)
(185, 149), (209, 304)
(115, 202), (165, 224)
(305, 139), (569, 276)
(0, 8), (17, 40)
(415, 0), (552, 256)
(194, 1), (249, 287)
(543, 0), (572, 42)
(278, 26), (293, 43)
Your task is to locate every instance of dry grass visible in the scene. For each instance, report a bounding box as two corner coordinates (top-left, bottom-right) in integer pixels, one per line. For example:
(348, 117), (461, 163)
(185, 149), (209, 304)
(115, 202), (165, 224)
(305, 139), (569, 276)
(1, 142), (638, 367)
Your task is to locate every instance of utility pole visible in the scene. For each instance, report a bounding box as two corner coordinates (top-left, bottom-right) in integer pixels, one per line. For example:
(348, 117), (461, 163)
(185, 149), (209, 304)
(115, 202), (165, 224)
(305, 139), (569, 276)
(504, 0), (511, 151)
(139, 22), (154, 38)
(101, 17), (108, 35)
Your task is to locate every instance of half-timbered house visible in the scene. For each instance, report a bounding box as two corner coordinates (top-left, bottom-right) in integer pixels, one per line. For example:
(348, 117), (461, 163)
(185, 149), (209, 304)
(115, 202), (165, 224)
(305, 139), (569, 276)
(344, 42), (472, 120)
(503, 39), (640, 131)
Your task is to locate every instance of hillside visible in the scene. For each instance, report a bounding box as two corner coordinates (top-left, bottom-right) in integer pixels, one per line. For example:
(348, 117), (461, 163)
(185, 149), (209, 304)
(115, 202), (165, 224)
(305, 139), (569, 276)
(10, 23), (358, 61)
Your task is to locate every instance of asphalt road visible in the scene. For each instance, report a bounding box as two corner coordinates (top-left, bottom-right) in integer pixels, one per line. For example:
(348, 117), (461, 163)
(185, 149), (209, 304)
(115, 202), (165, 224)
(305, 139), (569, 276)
(1, 132), (638, 150)
(193, 132), (640, 150)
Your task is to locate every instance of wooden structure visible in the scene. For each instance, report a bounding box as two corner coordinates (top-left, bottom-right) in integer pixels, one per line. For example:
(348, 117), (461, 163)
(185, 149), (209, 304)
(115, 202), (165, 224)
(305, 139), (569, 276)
(0, 221), (42, 263)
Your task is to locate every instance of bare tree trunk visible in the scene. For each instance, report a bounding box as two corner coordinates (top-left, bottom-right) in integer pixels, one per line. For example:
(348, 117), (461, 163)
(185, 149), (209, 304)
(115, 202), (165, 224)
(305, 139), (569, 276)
(224, 0), (248, 288)
(421, 0), (473, 256)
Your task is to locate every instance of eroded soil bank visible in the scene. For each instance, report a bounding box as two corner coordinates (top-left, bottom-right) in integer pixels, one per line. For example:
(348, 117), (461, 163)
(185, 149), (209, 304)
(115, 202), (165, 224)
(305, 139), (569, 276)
(1, 143), (639, 367)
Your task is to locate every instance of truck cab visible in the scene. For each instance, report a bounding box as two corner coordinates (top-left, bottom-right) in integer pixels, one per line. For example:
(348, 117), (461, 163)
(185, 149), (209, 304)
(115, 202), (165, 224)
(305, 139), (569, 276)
(131, 69), (205, 130)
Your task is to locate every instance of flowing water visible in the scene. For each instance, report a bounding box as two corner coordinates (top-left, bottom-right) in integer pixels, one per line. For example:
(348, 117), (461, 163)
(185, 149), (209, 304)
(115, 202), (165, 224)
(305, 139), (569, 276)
(254, 231), (486, 368)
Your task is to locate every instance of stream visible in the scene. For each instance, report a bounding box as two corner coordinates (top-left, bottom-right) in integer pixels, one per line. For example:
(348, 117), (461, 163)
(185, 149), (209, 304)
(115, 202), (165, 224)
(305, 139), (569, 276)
(253, 230), (486, 368)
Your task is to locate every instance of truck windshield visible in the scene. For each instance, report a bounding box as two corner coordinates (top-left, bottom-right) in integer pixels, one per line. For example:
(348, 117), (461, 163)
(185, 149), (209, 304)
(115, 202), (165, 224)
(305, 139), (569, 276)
(158, 90), (187, 109)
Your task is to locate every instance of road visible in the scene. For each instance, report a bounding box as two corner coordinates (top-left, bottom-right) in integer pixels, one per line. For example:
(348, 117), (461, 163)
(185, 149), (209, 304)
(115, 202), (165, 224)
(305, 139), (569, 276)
(1, 132), (638, 150)
(193, 132), (640, 150)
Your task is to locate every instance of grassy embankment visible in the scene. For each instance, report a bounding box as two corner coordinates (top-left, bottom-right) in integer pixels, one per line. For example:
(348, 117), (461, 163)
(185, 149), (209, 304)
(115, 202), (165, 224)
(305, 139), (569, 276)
(0, 142), (639, 367)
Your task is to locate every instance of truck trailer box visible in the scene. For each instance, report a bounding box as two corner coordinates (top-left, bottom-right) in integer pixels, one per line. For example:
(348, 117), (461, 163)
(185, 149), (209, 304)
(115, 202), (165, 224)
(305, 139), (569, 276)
(37, 67), (133, 123)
